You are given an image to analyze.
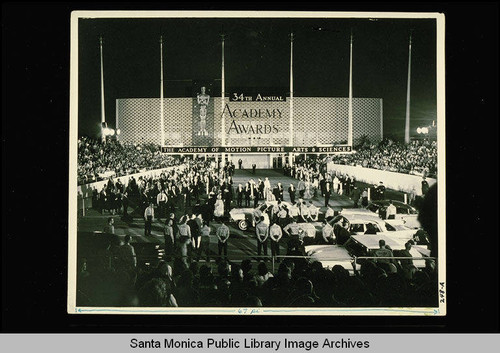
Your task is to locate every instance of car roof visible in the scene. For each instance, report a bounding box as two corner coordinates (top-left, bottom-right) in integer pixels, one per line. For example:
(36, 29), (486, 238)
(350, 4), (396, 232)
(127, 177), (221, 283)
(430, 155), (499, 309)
(305, 245), (351, 256)
(351, 234), (406, 249)
(371, 200), (412, 208)
(335, 213), (383, 224)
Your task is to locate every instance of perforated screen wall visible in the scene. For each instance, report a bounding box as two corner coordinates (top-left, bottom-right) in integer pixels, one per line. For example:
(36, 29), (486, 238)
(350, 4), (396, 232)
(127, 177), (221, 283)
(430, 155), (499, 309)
(116, 97), (382, 146)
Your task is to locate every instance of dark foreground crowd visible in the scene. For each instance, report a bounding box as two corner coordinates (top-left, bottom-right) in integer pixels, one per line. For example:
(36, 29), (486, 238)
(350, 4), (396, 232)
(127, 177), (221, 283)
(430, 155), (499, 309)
(77, 247), (438, 308)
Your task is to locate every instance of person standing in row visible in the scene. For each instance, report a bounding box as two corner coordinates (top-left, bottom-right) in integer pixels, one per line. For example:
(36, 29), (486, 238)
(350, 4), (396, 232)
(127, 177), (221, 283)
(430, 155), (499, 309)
(324, 181), (331, 207)
(256, 216), (269, 258)
(217, 222), (230, 260)
(288, 183), (296, 204)
(269, 221), (283, 260)
(198, 221), (212, 263)
(297, 179), (306, 199)
(144, 203), (155, 237)
(188, 214), (200, 255)
(177, 215), (192, 266)
(325, 205), (335, 222)
(236, 184), (244, 208)
(163, 219), (175, 261)
(283, 218), (302, 254)
(156, 188), (168, 221)
(252, 181), (260, 208)
(307, 201), (319, 222)
(299, 202), (310, 223)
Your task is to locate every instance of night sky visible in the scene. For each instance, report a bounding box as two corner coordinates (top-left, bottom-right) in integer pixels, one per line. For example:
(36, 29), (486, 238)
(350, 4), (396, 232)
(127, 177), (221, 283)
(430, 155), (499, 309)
(77, 16), (437, 141)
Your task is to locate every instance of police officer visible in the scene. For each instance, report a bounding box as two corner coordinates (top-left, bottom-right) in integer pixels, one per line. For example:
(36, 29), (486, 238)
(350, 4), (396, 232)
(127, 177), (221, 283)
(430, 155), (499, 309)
(198, 221), (212, 262)
(216, 222), (230, 260)
(283, 219), (303, 254)
(144, 203), (155, 236)
(255, 216), (269, 258)
(269, 221), (283, 260)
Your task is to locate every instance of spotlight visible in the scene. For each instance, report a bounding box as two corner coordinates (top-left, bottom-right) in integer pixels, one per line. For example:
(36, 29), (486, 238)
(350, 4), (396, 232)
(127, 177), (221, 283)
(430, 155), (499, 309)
(416, 127), (422, 134)
(109, 129), (115, 136)
(116, 129), (121, 135)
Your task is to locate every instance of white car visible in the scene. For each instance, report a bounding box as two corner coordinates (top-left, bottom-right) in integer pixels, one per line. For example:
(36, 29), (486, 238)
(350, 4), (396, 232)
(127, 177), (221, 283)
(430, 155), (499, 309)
(341, 200), (421, 229)
(345, 234), (430, 269)
(329, 214), (418, 242)
(304, 244), (360, 275)
(229, 200), (323, 233)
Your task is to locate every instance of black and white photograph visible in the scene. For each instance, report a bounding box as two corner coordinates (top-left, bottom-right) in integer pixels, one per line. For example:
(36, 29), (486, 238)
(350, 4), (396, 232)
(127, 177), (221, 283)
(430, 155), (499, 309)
(68, 11), (446, 315)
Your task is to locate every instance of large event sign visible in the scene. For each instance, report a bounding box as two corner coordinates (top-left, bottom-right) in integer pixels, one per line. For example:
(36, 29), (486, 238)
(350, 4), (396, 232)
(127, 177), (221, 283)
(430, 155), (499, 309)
(161, 146), (352, 154)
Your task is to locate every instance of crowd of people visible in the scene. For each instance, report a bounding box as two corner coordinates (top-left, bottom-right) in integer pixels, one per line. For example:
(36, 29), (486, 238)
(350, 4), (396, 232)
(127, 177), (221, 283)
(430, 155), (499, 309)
(329, 139), (437, 178)
(77, 241), (437, 308)
(78, 137), (182, 184)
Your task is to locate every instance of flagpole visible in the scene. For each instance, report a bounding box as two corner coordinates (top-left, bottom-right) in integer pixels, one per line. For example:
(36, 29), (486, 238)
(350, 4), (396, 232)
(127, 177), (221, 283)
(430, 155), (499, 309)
(100, 35), (106, 142)
(221, 33), (226, 165)
(348, 31), (353, 147)
(404, 33), (412, 144)
(288, 32), (294, 165)
(289, 32), (294, 147)
(160, 36), (165, 147)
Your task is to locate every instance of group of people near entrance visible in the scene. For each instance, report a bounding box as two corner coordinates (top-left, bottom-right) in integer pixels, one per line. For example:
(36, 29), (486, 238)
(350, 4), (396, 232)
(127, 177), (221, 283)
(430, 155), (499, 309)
(92, 158), (236, 220)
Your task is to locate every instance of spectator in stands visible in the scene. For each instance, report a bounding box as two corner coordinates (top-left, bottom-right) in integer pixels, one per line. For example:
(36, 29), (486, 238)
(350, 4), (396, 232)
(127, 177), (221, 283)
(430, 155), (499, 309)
(328, 139), (437, 179)
(77, 137), (182, 185)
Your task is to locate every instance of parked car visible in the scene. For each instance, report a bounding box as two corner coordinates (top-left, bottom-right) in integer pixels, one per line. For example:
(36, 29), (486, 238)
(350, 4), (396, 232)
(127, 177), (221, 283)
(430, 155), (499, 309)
(229, 200), (323, 233)
(341, 200), (421, 229)
(304, 244), (360, 275)
(344, 234), (429, 269)
(328, 214), (418, 241)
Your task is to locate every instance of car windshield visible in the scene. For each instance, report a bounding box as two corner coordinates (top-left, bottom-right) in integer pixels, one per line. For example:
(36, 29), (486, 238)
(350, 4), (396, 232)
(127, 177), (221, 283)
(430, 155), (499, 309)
(384, 222), (396, 231)
(350, 223), (365, 233)
(344, 238), (368, 257)
(396, 207), (409, 214)
(366, 204), (379, 212)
